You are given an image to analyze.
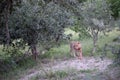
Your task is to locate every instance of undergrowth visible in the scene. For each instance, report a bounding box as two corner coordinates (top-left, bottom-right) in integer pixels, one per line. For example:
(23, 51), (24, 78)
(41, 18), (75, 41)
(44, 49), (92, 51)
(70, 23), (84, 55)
(0, 29), (119, 80)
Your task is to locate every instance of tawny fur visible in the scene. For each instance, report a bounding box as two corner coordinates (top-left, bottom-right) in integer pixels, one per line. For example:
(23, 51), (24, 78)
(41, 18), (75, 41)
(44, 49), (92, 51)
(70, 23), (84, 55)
(70, 41), (82, 60)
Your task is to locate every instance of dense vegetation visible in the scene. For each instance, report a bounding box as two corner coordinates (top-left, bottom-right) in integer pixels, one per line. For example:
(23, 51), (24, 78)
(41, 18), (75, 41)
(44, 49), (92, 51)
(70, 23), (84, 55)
(0, 0), (120, 79)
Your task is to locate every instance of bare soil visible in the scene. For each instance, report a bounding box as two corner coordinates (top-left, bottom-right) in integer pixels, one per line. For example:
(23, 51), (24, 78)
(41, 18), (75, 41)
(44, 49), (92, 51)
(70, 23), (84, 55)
(19, 57), (112, 80)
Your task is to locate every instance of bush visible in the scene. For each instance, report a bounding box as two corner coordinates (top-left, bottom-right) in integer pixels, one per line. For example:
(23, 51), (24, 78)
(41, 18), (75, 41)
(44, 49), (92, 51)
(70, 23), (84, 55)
(101, 36), (120, 65)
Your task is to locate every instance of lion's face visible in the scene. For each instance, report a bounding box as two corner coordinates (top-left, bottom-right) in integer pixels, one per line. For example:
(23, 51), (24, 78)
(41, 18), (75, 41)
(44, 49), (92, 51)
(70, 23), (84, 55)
(73, 42), (81, 51)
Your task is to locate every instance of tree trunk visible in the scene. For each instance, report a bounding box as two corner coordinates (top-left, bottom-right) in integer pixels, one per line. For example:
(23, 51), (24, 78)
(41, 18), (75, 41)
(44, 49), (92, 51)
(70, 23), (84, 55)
(30, 44), (38, 60)
(91, 28), (99, 56)
(92, 37), (98, 56)
(5, 0), (11, 48)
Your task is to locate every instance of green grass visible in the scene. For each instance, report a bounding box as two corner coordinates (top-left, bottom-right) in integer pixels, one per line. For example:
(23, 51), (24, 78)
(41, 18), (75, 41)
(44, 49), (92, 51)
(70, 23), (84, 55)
(80, 29), (120, 57)
(30, 68), (96, 80)
(40, 29), (120, 59)
(30, 70), (68, 80)
(39, 44), (71, 59)
(1, 28), (118, 60)
(0, 56), (37, 80)
(78, 69), (97, 73)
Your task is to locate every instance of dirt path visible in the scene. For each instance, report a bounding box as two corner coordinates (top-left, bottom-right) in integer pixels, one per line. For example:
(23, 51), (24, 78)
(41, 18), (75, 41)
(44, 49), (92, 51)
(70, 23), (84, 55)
(19, 57), (112, 80)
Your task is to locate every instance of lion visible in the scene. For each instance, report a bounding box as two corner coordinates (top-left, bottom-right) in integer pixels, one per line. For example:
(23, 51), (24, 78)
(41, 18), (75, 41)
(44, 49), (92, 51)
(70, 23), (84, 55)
(70, 41), (82, 60)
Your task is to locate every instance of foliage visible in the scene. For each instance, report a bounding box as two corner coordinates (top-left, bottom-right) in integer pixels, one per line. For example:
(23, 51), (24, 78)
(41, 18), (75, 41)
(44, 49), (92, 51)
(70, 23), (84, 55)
(79, 0), (114, 55)
(0, 0), (21, 47)
(57, 0), (114, 55)
(70, 20), (91, 40)
(0, 0), (73, 74)
(2, 0), (73, 59)
(102, 36), (120, 65)
(107, 0), (120, 66)
(108, 0), (120, 19)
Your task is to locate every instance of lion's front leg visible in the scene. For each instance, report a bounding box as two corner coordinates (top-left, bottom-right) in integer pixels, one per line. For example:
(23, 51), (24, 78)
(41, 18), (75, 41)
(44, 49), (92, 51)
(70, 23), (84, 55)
(78, 49), (83, 60)
(70, 48), (76, 57)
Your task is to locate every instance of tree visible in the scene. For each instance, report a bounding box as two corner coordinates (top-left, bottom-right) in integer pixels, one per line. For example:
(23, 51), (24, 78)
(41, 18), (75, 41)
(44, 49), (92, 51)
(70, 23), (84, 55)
(46, 0), (114, 55)
(77, 0), (113, 55)
(0, 0), (21, 48)
(8, 0), (72, 59)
